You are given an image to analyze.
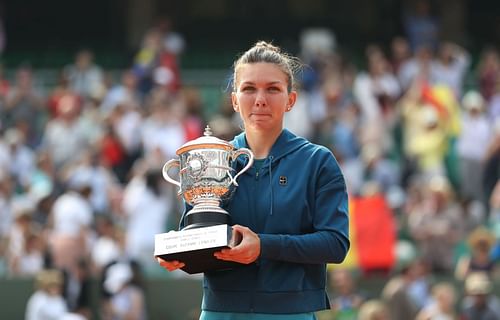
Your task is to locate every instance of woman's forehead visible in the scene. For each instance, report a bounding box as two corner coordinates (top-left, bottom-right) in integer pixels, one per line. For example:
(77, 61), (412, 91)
(235, 63), (288, 83)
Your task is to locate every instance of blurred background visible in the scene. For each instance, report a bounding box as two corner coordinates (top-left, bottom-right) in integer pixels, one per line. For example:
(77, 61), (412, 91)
(1, 0), (500, 319)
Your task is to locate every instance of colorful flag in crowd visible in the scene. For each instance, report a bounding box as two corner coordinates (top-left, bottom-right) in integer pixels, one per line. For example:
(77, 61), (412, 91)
(335, 194), (397, 273)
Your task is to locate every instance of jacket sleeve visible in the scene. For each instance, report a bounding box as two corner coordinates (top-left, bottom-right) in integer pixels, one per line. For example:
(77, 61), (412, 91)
(259, 151), (350, 264)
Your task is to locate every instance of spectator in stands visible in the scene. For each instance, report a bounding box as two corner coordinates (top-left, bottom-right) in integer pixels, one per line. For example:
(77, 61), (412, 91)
(73, 106), (105, 162)
(406, 105), (448, 178)
(455, 226), (499, 281)
(100, 69), (141, 116)
(283, 85), (314, 140)
(65, 150), (119, 216)
(4, 66), (46, 148)
(487, 93), (500, 122)
(398, 45), (437, 92)
(357, 300), (390, 320)
(180, 86), (205, 141)
(433, 42), (470, 98)
(298, 27), (337, 93)
(353, 46), (401, 125)
(62, 259), (93, 319)
(64, 49), (105, 100)
(133, 27), (163, 96)
(20, 230), (46, 277)
(329, 101), (361, 162)
(152, 16), (185, 95)
(460, 272), (500, 320)
(476, 46), (500, 103)
(91, 215), (122, 274)
(3, 127), (36, 191)
(122, 168), (173, 273)
(406, 257), (433, 311)
(402, 0), (440, 52)
(359, 143), (400, 195)
(416, 282), (457, 320)
(407, 175), (464, 274)
(47, 70), (81, 119)
(5, 197), (42, 277)
(326, 268), (366, 320)
(101, 262), (147, 320)
(48, 174), (93, 279)
(140, 88), (185, 160)
(40, 94), (89, 169)
(98, 123), (127, 183)
(389, 36), (412, 75)
(459, 196), (488, 238)
(457, 90), (492, 203)
(29, 151), (56, 227)
(25, 269), (69, 320)
(382, 257), (422, 320)
(310, 72), (351, 146)
(106, 96), (144, 179)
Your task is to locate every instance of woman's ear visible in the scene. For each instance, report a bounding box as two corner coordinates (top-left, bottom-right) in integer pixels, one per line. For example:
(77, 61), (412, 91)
(231, 92), (240, 112)
(286, 91), (297, 111)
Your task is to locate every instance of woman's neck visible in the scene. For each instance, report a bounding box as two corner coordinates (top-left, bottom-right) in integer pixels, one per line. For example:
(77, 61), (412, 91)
(246, 127), (282, 159)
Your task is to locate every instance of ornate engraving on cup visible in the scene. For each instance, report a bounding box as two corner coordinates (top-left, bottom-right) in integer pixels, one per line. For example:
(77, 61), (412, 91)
(162, 126), (253, 229)
(179, 148), (234, 204)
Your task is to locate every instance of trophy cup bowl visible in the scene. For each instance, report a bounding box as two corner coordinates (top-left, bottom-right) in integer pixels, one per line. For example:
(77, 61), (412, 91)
(154, 126), (253, 274)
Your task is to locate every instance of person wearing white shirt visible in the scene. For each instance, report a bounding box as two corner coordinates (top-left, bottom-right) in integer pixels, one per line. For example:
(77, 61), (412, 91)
(49, 179), (93, 277)
(25, 269), (69, 320)
(433, 42), (471, 98)
(122, 169), (172, 273)
(457, 91), (493, 201)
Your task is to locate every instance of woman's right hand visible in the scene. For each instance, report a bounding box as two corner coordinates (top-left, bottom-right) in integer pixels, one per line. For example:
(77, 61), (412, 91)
(156, 257), (185, 272)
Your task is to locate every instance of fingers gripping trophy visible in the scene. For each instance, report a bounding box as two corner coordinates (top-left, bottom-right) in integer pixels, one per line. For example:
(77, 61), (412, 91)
(154, 126), (254, 274)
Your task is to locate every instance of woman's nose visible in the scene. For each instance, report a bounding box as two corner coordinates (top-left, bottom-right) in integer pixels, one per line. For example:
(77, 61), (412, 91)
(255, 89), (267, 107)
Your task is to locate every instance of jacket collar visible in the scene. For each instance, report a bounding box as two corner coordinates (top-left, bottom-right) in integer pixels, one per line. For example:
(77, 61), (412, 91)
(232, 129), (308, 165)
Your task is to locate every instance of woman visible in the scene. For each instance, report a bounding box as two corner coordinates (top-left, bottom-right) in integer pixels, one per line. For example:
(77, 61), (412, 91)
(416, 282), (457, 320)
(25, 269), (68, 320)
(455, 226), (499, 281)
(158, 41), (350, 319)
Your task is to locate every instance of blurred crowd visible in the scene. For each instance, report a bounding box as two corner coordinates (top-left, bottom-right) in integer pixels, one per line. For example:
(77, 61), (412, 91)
(0, 6), (500, 320)
(1, 17), (189, 320)
(298, 23), (500, 319)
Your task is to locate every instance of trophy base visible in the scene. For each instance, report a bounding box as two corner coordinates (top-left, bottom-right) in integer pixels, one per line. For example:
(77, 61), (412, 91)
(182, 211), (231, 230)
(154, 224), (243, 274)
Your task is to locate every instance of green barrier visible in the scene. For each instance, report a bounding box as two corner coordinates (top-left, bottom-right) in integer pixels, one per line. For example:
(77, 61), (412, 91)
(145, 277), (203, 320)
(0, 277), (203, 320)
(2, 276), (499, 320)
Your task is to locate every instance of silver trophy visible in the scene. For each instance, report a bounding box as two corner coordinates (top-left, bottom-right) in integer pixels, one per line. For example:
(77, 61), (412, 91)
(154, 126), (253, 274)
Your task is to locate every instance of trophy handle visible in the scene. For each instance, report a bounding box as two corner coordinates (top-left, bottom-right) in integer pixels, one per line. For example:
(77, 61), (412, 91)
(162, 159), (182, 191)
(230, 147), (254, 186)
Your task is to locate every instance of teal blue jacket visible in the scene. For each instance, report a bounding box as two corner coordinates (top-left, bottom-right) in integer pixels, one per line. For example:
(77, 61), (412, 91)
(194, 129), (350, 314)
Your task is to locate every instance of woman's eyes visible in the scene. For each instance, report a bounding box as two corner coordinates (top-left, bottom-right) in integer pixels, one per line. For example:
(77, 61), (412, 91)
(241, 86), (256, 92)
(240, 86), (282, 93)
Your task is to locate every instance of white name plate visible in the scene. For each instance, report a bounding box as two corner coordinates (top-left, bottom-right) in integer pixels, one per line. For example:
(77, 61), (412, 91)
(154, 224), (231, 256)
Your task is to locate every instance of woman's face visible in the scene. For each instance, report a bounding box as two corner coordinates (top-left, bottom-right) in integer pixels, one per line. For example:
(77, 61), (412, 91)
(232, 63), (296, 133)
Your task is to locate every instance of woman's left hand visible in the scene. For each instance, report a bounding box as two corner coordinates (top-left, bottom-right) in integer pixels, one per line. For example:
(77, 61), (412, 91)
(214, 224), (260, 264)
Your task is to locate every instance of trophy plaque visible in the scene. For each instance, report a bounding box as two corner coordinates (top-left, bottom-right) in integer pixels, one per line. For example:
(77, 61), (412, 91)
(154, 126), (253, 274)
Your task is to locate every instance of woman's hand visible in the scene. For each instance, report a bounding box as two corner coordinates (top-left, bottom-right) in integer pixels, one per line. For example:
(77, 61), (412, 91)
(156, 257), (185, 272)
(214, 225), (260, 264)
